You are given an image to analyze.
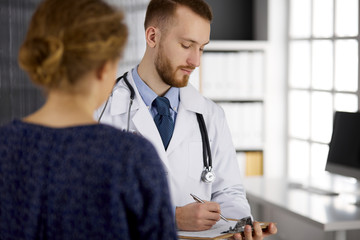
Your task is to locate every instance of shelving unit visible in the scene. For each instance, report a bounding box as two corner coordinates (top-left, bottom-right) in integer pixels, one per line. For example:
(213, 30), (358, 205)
(194, 40), (268, 176)
(199, 0), (269, 177)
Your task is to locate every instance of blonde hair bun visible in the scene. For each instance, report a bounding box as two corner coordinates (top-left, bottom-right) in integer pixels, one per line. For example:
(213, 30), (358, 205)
(18, 0), (128, 90)
(19, 36), (64, 87)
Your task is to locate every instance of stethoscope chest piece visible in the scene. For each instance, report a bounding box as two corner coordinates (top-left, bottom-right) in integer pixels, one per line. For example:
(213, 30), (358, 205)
(201, 167), (216, 183)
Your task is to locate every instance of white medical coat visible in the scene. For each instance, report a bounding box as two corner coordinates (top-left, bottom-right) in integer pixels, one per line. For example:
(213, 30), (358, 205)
(95, 70), (252, 219)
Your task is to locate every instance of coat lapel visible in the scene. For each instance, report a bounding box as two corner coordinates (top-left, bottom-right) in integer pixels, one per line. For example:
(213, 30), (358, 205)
(166, 84), (206, 155)
(125, 73), (170, 171)
(166, 102), (196, 154)
(132, 106), (166, 157)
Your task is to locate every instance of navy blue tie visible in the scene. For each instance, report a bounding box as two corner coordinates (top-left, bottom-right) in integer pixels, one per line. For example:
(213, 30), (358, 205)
(154, 97), (174, 149)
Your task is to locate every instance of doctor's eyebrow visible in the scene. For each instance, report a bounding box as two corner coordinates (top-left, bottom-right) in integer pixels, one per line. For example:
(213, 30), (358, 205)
(180, 38), (210, 47)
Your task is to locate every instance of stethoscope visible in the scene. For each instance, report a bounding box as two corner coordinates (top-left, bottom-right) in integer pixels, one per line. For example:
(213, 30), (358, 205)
(98, 72), (215, 183)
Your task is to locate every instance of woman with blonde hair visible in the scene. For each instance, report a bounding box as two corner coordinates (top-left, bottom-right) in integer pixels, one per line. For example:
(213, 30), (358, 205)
(0, 0), (177, 239)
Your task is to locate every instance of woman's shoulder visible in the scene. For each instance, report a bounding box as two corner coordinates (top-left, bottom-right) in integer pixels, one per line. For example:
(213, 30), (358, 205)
(96, 124), (158, 157)
(0, 119), (26, 139)
(96, 124), (164, 172)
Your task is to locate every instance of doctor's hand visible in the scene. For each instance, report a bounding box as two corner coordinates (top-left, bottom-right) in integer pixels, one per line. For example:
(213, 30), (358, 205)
(231, 222), (278, 240)
(175, 202), (221, 231)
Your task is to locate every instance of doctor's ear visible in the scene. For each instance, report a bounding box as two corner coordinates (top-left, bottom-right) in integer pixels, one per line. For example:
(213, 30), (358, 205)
(145, 26), (160, 48)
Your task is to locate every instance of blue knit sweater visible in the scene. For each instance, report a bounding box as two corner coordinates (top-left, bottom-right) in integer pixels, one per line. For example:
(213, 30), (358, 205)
(0, 120), (177, 240)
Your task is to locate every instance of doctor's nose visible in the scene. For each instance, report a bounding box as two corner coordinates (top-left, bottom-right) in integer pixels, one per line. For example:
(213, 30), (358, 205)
(186, 49), (201, 68)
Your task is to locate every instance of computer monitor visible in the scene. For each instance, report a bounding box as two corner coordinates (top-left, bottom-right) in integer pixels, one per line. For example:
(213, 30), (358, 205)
(325, 111), (360, 180)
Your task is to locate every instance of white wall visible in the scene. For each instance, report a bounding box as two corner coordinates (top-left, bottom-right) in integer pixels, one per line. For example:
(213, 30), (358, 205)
(264, 0), (288, 178)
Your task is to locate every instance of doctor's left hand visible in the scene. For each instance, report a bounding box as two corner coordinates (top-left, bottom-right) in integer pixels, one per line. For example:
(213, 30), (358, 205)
(175, 201), (221, 231)
(231, 222), (277, 240)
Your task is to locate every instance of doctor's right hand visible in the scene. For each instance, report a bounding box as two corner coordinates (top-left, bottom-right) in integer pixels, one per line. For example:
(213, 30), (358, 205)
(175, 202), (221, 231)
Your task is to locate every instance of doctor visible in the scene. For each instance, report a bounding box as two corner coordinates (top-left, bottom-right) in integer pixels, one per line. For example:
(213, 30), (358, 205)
(96, 0), (277, 239)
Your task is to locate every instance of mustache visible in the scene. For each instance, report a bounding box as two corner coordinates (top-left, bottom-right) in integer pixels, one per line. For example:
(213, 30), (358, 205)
(178, 65), (195, 71)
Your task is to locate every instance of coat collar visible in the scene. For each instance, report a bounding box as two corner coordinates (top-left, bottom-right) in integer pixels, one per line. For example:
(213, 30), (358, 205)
(179, 82), (206, 115)
(109, 72), (141, 116)
(110, 70), (206, 116)
(109, 69), (207, 157)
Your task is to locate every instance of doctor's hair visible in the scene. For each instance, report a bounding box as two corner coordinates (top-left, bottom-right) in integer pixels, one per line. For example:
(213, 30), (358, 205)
(18, 0), (128, 89)
(144, 0), (212, 31)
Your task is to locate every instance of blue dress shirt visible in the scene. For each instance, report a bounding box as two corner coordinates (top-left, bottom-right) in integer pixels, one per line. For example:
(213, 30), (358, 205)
(131, 67), (180, 124)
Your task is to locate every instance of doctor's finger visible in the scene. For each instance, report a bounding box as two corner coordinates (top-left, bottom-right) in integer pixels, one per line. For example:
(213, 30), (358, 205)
(203, 201), (221, 213)
(230, 233), (243, 240)
(243, 225), (254, 240)
(253, 222), (263, 239)
(204, 210), (221, 222)
(263, 222), (277, 236)
(202, 218), (218, 227)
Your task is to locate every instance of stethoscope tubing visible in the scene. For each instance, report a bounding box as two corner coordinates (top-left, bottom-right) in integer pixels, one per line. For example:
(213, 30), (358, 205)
(99, 72), (214, 182)
(196, 113), (212, 171)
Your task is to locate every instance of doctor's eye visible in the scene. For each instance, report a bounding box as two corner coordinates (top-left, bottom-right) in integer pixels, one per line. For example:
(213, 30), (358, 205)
(181, 44), (191, 49)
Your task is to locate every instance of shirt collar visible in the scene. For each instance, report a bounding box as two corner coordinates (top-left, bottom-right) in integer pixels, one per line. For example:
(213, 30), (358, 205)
(132, 66), (180, 112)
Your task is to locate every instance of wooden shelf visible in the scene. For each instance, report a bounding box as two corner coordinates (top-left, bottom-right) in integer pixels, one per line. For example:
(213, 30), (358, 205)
(213, 99), (264, 104)
(236, 148), (263, 153)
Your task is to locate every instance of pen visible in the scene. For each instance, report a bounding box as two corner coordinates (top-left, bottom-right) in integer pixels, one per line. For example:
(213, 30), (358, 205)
(190, 193), (229, 222)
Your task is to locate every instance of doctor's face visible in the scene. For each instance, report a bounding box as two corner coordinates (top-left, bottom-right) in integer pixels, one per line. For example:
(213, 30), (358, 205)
(154, 5), (210, 88)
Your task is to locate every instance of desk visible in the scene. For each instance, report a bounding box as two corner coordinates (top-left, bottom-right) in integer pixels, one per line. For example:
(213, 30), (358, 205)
(244, 177), (360, 240)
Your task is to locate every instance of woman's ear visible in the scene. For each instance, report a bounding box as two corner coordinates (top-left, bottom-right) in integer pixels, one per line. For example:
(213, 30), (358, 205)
(145, 26), (159, 48)
(96, 60), (117, 83)
(95, 62), (107, 82)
